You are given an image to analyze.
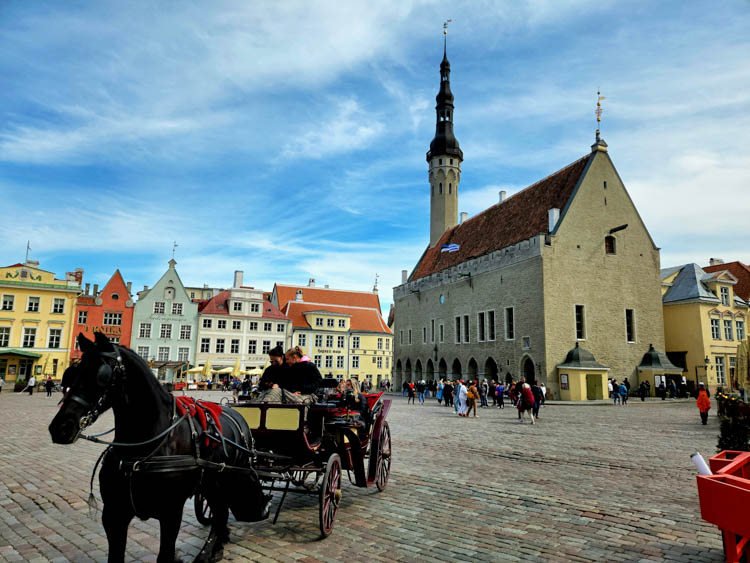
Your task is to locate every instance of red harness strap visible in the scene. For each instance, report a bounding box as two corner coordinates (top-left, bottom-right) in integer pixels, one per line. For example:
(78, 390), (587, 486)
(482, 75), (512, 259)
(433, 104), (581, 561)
(175, 396), (224, 447)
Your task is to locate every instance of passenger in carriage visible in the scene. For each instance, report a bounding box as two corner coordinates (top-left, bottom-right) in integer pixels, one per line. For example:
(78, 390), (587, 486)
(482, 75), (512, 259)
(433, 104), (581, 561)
(258, 345), (287, 391)
(283, 346), (323, 397)
(337, 378), (371, 428)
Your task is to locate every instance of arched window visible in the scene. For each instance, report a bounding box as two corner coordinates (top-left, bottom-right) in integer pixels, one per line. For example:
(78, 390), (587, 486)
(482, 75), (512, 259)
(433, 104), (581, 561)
(449, 183), (452, 194)
(439, 183), (443, 194)
(605, 235), (616, 255)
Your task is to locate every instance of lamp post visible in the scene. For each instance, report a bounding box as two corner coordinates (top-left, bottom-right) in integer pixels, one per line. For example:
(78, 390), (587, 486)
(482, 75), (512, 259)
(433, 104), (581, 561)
(695, 355), (711, 389)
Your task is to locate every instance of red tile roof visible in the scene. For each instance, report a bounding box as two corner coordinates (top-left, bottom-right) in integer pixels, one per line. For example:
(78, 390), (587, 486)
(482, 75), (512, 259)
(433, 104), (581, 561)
(703, 261), (750, 302)
(410, 154), (592, 281)
(274, 284), (382, 312)
(283, 302), (392, 334)
(200, 290), (289, 320)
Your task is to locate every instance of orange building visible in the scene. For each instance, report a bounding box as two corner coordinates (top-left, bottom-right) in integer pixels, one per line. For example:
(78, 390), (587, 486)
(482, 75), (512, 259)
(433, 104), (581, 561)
(71, 270), (135, 359)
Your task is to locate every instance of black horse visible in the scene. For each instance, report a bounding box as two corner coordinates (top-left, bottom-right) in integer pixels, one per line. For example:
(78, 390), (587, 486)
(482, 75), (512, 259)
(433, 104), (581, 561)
(49, 332), (268, 562)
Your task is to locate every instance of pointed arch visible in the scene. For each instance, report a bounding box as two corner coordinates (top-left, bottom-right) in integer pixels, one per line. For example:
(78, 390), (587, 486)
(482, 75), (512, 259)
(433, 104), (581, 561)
(438, 358), (448, 379)
(426, 359), (435, 381)
(467, 357), (478, 381)
(451, 358), (462, 378)
(415, 359), (423, 381)
(484, 357), (499, 382)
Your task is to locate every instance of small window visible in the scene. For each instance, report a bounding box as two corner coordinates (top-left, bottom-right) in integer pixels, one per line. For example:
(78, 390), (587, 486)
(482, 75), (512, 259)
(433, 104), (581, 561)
(625, 309), (635, 343)
(439, 183), (443, 194)
(505, 308), (514, 341)
(603, 181), (607, 190)
(575, 305), (586, 340)
(439, 159), (443, 165)
(720, 287), (730, 306)
(111, 293), (119, 300)
(449, 183), (452, 194)
(605, 236), (616, 255)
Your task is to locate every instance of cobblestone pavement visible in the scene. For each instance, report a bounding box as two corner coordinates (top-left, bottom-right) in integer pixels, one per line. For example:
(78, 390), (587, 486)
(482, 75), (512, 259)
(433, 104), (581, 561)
(0, 391), (725, 562)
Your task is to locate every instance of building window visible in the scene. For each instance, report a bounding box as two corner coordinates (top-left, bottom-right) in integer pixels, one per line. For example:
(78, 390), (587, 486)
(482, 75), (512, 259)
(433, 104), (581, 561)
(386, 357), (390, 369)
(605, 236), (616, 255)
(399, 331), (403, 345)
(711, 318), (721, 340)
(47, 328), (62, 348)
(262, 340), (271, 354)
(202, 318), (212, 329)
(625, 309), (635, 343)
(139, 323), (151, 338)
(314, 355), (322, 368)
(327, 319), (334, 328)
(315, 334), (323, 347)
(298, 334), (307, 347)
(720, 286), (730, 306)
(408, 329), (412, 345)
(200, 338), (210, 353)
(160, 324), (172, 339)
(522, 336), (531, 349)
(724, 319), (734, 341)
(249, 321), (258, 331)
(277, 323), (285, 333)
(78, 310), (88, 324)
(378, 337), (383, 350)
(430, 320), (435, 343)
(232, 320), (241, 331)
(377, 357), (383, 368)
(455, 316), (461, 343)
(325, 355), (333, 368)
(575, 305), (586, 340)
(178, 347), (189, 362)
(180, 325), (191, 340)
(716, 356), (726, 385)
(478, 312), (486, 342)
(137, 346), (149, 359)
(247, 340), (257, 354)
(338, 319), (346, 328)
(505, 307), (515, 341)
(215, 339), (225, 353)
(737, 320), (745, 341)
(352, 336), (360, 349)
(52, 298), (65, 314)
(730, 356), (736, 382)
(263, 322), (272, 332)
(109, 337), (120, 344)
(230, 339), (240, 354)
(316, 318), (323, 327)
(250, 303), (260, 313)
(423, 327), (427, 343)
(0, 327), (9, 347)
(22, 328), (36, 347)
(337, 335), (345, 348)
(103, 312), (122, 326)
(158, 347), (170, 361)
(463, 315), (470, 343)
(154, 301), (165, 314)
(326, 335), (334, 347)
(217, 320), (227, 330)
(1, 294), (14, 311)
(352, 355), (360, 368)
(488, 310), (496, 341)
(336, 356), (345, 369)
(172, 303), (183, 315)
(27, 296), (40, 312)
(233, 301), (242, 312)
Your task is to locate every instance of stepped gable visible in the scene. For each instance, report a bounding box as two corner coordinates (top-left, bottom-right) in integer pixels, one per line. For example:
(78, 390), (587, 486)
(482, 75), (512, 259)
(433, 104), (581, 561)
(410, 153), (592, 281)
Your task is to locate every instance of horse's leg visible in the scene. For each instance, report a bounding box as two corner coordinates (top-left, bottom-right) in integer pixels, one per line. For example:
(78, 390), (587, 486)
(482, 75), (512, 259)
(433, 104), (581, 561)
(195, 496), (229, 563)
(102, 503), (132, 563)
(157, 506), (185, 563)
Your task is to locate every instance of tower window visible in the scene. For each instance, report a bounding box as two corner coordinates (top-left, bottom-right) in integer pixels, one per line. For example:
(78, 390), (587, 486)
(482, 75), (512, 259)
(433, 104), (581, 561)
(449, 183), (452, 194)
(605, 235), (616, 255)
(439, 159), (442, 165)
(450, 159), (453, 165)
(439, 183), (442, 194)
(603, 181), (607, 190)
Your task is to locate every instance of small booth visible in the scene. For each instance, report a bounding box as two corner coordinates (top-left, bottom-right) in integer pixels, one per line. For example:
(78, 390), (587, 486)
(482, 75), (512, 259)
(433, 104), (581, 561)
(557, 343), (610, 401)
(637, 344), (683, 397)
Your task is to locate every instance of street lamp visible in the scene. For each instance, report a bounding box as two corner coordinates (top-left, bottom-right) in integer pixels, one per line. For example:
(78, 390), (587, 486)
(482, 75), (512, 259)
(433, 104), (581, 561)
(695, 355), (711, 388)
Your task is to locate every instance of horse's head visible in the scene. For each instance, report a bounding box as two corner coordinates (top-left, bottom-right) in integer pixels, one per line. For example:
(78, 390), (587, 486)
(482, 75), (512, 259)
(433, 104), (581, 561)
(49, 332), (125, 444)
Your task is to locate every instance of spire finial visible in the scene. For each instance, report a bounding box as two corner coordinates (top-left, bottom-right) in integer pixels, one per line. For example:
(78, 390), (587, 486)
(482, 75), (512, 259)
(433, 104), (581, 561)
(25, 240), (31, 264)
(442, 19), (451, 58)
(595, 90), (606, 141)
(172, 240), (178, 260)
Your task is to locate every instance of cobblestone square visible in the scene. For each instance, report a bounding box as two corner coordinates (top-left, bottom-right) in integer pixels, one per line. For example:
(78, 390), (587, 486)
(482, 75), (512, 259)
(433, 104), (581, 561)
(0, 391), (725, 562)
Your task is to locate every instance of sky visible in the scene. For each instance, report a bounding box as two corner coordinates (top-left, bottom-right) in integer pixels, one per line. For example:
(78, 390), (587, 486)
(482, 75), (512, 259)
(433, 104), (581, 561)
(2, 0), (749, 315)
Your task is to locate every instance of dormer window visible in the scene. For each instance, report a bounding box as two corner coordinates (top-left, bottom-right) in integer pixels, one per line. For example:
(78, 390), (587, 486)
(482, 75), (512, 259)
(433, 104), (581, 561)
(111, 293), (119, 300)
(605, 236), (616, 255)
(720, 286), (730, 306)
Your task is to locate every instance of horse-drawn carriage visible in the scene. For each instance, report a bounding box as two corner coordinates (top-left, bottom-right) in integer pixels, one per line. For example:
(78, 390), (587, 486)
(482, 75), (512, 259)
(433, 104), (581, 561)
(194, 381), (392, 537)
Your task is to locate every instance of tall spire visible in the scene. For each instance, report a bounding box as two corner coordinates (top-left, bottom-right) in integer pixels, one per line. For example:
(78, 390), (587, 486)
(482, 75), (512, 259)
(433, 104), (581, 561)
(427, 21), (462, 163)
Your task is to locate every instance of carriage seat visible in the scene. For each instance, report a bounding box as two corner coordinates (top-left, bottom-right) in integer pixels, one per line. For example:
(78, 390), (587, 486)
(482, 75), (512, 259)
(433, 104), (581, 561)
(233, 403), (322, 456)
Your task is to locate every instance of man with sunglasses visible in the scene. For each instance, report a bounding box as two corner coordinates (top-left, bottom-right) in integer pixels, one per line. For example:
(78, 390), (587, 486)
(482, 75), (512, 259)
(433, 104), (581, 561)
(258, 345), (286, 391)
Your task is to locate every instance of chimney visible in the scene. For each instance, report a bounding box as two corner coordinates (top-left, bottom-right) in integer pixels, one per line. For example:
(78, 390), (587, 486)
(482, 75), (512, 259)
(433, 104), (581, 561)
(308, 278), (315, 287)
(126, 281), (132, 295)
(500, 190), (507, 202)
(295, 289), (303, 302)
(143, 285), (149, 291)
(709, 258), (725, 266)
(401, 270), (408, 284)
(234, 270), (243, 288)
(85, 283), (91, 295)
(93, 284), (99, 296)
(460, 211), (468, 224)
(548, 208), (560, 233)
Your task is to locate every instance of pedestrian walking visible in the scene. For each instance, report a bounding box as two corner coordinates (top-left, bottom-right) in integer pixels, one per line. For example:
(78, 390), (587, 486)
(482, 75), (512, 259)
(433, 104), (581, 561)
(540, 382), (547, 405)
(479, 380), (489, 408)
(619, 382), (628, 406)
(456, 380), (467, 416)
(611, 379), (620, 405)
(496, 382), (505, 409)
(696, 383), (711, 425)
(0, 377), (4, 394)
(658, 381), (666, 400)
(45, 376), (54, 397)
(489, 380), (497, 406)
(443, 381), (454, 407)
(465, 381), (478, 417)
(518, 383), (535, 424)
(531, 381), (543, 418)
(407, 382), (416, 404)
(417, 380), (426, 404)
(608, 378), (613, 398)
(639, 381), (648, 401)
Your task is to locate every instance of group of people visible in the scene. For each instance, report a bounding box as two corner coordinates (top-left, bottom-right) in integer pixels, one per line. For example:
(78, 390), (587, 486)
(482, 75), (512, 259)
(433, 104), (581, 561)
(608, 378), (631, 405)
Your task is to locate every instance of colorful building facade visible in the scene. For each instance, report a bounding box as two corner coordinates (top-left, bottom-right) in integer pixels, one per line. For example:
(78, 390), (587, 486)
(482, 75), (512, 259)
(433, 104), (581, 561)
(71, 270), (134, 359)
(0, 261), (82, 386)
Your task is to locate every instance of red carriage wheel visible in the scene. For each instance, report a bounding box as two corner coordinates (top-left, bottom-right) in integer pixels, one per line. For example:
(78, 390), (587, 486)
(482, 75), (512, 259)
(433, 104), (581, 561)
(194, 491), (212, 525)
(375, 421), (391, 492)
(319, 453), (342, 537)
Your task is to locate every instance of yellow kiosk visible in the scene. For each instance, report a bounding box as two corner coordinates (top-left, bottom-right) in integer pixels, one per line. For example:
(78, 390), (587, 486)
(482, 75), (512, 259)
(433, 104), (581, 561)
(557, 343), (610, 401)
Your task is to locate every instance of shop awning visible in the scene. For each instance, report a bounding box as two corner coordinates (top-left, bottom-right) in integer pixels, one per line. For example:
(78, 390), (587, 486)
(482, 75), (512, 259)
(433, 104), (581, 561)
(0, 349), (42, 359)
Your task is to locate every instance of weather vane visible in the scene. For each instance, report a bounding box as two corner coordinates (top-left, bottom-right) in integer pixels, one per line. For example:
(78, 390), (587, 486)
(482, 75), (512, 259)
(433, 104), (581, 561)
(595, 90), (606, 140)
(172, 241), (178, 259)
(443, 19), (452, 34)
(373, 273), (379, 292)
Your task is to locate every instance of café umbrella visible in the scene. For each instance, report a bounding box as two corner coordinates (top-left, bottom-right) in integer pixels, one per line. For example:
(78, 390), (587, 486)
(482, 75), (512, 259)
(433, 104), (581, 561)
(737, 338), (750, 391)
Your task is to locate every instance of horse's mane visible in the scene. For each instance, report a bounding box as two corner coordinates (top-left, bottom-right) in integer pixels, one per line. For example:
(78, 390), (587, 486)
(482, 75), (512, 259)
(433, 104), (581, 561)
(115, 344), (173, 404)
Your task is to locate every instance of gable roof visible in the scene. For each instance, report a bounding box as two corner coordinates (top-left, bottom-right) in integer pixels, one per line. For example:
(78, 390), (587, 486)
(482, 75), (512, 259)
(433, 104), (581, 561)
(199, 290), (288, 320)
(704, 261), (750, 302)
(274, 284), (382, 312)
(282, 301), (392, 334)
(661, 263), (720, 304)
(410, 153), (592, 281)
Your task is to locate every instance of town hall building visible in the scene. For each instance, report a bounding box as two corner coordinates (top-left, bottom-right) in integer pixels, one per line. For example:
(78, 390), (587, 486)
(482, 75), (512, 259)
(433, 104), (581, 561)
(392, 44), (674, 400)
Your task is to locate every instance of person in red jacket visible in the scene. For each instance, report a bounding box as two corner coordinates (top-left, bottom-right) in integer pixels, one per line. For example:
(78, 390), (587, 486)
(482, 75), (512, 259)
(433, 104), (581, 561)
(518, 383), (535, 424)
(696, 382), (711, 425)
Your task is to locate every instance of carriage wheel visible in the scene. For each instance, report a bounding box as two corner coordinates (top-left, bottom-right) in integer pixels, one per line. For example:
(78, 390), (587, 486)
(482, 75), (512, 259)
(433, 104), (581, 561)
(319, 453), (342, 538)
(194, 491), (212, 525)
(375, 421), (392, 492)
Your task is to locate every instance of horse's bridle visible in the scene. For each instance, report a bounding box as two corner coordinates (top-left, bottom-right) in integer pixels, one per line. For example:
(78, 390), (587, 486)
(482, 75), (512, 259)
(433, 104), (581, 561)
(67, 350), (127, 433)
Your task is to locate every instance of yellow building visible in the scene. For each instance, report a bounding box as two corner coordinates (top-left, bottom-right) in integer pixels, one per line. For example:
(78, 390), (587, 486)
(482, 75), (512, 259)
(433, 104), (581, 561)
(0, 261), (82, 387)
(662, 263), (749, 395)
(272, 283), (393, 387)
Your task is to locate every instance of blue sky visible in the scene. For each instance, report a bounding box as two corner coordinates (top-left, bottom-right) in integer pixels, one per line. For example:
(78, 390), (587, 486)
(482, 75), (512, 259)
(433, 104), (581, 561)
(2, 1), (749, 314)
